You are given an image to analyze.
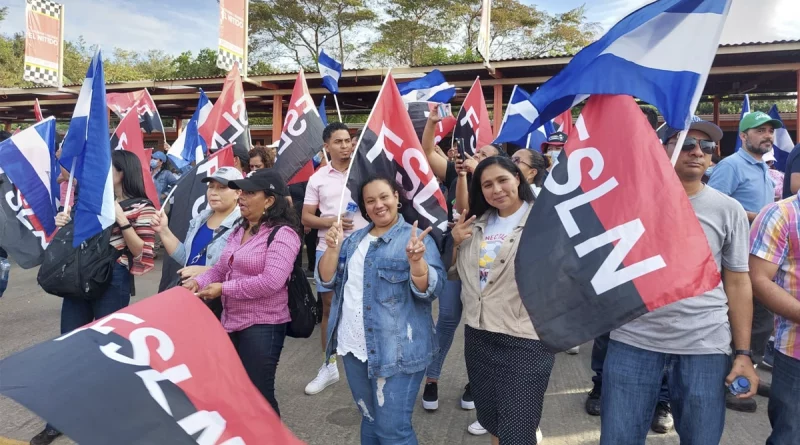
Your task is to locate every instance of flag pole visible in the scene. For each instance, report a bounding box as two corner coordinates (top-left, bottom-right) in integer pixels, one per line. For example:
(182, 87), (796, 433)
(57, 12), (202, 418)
(62, 157), (77, 211)
(335, 69), (392, 232)
(669, 130), (688, 167)
(333, 94), (343, 122)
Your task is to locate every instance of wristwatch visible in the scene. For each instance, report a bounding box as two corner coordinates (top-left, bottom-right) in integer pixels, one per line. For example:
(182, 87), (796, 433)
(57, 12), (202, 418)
(734, 349), (752, 358)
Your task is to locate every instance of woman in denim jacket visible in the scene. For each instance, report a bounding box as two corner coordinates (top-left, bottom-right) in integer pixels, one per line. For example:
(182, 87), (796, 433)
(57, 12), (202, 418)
(318, 175), (445, 445)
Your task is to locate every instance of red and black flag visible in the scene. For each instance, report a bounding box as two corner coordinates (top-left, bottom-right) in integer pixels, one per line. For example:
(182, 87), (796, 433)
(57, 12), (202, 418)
(453, 77), (493, 155)
(111, 111), (161, 210)
(347, 74), (449, 243)
(200, 64), (250, 153)
(33, 98), (44, 122)
(272, 70), (326, 185)
(107, 89), (166, 135)
(158, 146), (235, 292)
(0, 287), (304, 445)
(406, 101), (457, 146)
(0, 174), (49, 268)
(515, 95), (720, 352)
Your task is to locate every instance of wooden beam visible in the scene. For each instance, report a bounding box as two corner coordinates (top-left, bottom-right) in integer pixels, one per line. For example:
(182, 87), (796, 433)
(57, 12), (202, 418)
(489, 68), (503, 80)
(797, 69), (800, 142)
(272, 94), (283, 144)
(493, 84), (503, 138)
(712, 96), (720, 126)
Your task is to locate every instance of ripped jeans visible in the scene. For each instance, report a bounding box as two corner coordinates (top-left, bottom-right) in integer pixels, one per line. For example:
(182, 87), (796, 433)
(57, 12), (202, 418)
(342, 353), (425, 445)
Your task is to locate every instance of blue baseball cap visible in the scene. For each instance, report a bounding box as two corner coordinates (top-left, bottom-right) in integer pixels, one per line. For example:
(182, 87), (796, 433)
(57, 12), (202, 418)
(659, 115), (723, 144)
(152, 151), (167, 162)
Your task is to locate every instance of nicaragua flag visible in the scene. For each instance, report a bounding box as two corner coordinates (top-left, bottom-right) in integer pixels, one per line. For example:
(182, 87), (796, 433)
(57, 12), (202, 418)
(169, 90), (211, 169)
(397, 70), (456, 104)
(734, 94), (750, 151)
(0, 117), (59, 236)
(524, 0), (732, 133)
(59, 49), (116, 247)
(769, 104), (795, 172)
(494, 85), (555, 150)
(319, 96), (329, 127)
(318, 50), (342, 94)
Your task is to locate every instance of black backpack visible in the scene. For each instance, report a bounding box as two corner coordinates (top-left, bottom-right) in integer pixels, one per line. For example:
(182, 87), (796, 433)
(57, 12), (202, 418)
(37, 198), (149, 300)
(267, 227), (322, 338)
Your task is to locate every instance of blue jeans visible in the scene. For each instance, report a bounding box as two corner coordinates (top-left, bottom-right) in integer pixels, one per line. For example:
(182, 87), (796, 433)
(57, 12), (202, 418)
(591, 332), (669, 403)
(425, 279), (462, 380)
(229, 323), (287, 417)
(342, 353), (425, 445)
(600, 340), (729, 445)
(767, 350), (800, 444)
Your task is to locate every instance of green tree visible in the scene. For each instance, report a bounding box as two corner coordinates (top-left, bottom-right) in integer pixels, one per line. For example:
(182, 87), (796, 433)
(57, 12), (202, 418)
(171, 49), (226, 78)
(365, 0), (453, 66)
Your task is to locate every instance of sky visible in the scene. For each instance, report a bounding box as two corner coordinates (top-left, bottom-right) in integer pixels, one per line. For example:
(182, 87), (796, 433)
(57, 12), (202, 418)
(2, 0), (800, 58)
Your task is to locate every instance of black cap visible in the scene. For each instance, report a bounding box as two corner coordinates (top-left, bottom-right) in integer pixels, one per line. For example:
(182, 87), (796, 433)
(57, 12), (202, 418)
(228, 168), (289, 196)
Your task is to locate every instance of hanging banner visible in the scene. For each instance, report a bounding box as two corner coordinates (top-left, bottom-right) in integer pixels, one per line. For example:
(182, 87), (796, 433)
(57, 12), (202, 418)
(23, 0), (65, 87)
(217, 0), (248, 74)
(477, 0), (491, 68)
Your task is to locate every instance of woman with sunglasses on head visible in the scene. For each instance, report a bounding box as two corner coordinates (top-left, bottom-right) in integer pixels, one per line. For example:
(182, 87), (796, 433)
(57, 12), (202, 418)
(32, 150), (157, 445)
(511, 148), (547, 197)
(450, 156), (552, 445)
(151, 167), (243, 317)
(317, 175), (445, 445)
(183, 168), (301, 417)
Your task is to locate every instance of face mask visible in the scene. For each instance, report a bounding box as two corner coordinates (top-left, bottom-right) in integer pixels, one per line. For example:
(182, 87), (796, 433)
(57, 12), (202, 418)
(150, 159), (159, 169)
(705, 166), (715, 176)
(547, 150), (562, 164)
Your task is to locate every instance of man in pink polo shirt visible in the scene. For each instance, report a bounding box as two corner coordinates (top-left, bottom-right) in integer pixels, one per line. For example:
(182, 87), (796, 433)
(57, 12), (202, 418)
(302, 122), (368, 395)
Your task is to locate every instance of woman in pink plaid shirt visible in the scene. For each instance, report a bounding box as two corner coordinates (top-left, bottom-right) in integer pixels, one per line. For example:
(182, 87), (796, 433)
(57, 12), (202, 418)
(184, 169), (301, 417)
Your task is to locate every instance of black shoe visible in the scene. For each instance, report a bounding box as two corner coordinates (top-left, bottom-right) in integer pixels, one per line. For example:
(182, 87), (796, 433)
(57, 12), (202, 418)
(651, 401), (674, 434)
(725, 392), (757, 413)
(422, 382), (439, 411)
(461, 383), (475, 410)
(758, 380), (771, 398)
(30, 426), (62, 445)
(585, 384), (601, 416)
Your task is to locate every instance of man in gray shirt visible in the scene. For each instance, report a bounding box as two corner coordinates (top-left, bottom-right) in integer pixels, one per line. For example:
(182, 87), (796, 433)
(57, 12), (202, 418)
(600, 119), (758, 445)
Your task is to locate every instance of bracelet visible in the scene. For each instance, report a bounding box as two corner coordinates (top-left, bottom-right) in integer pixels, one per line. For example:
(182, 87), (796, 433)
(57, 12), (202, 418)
(411, 268), (428, 279)
(734, 349), (752, 358)
(118, 224), (133, 231)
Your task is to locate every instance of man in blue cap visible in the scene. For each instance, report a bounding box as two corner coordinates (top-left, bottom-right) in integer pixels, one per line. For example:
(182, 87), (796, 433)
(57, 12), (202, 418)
(150, 150), (178, 204)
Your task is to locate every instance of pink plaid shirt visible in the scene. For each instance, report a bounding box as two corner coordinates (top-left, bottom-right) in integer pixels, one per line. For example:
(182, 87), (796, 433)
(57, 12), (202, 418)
(195, 224), (301, 333)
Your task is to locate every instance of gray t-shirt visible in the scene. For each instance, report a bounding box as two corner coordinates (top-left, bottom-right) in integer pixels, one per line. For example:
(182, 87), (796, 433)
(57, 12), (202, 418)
(611, 185), (749, 355)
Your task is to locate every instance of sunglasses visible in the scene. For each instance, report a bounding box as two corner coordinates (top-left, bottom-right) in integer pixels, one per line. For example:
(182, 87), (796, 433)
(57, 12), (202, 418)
(512, 157), (534, 169)
(678, 137), (716, 155)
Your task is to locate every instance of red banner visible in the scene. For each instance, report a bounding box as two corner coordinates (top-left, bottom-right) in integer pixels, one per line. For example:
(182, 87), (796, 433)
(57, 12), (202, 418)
(217, 0), (247, 72)
(0, 288), (304, 444)
(23, 0), (63, 87)
(453, 77), (493, 155)
(111, 112), (161, 210)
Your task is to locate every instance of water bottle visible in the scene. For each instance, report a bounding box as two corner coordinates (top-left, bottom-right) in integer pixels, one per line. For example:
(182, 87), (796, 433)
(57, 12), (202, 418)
(729, 376), (750, 396)
(0, 258), (10, 298)
(343, 202), (359, 222)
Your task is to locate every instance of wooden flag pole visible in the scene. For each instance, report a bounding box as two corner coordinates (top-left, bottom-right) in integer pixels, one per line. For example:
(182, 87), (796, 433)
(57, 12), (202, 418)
(62, 157), (77, 211)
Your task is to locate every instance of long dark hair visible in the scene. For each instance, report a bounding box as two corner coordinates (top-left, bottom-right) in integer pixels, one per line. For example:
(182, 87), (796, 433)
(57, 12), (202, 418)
(240, 191), (301, 236)
(468, 157), (535, 219)
(112, 150), (148, 200)
(356, 174), (409, 222)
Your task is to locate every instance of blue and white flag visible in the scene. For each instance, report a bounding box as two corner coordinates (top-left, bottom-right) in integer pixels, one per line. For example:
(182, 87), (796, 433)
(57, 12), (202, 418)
(494, 85), (556, 150)
(0, 117), (59, 236)
(169, 90), (212, 169)
(769, 104), (795, 172)
(734, 94), (750, 151)
(524, 0), (732, 133)
(318, 50), (342, 94)
(59, 49), (115, 247)
(397, 70), (456, 104)
(319, 96), (329, 127)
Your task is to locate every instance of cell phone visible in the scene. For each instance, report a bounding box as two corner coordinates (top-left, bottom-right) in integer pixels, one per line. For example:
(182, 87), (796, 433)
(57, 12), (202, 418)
(437, 103), (452, 118)
(455, 138), (467, 161)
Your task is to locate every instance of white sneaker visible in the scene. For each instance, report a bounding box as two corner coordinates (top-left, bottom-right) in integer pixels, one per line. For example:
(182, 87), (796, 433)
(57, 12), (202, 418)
(467, 420), (487, 436)
(537, 427), (544, 443)
(304, 362), (339, 395)
(566, 346), (580, 355)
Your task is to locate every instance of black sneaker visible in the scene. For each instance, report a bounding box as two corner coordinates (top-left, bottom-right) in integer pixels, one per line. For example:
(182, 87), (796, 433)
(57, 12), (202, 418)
(726, 391), (757, 413)
(422, 382), (439, 411)
(758, 380), (771, 398)
(585, 383), (601, 416)
(461, 383), (475, 410)
(651, 401), (674, 434)
(30, 426), (62, 445)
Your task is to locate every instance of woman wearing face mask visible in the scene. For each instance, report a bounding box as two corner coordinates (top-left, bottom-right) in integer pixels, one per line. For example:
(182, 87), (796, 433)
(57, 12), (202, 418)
(511, 149), (547, 197)
(450, 157), (553, 445)
(183, 168), (301, 417)
(151, 167), (243, 317)
(317, 175), (445, 445)
(541, 132), (568, 172)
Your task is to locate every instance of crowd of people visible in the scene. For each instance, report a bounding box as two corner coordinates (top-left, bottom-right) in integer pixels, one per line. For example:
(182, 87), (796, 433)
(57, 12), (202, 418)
(2, 103), (799, 445)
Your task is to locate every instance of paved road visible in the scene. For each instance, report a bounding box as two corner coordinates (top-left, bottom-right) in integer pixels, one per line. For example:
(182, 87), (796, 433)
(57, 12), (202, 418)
(0, 257), (774, 444)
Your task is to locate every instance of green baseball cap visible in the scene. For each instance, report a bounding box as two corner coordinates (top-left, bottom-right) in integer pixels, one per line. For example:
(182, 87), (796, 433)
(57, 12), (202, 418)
(739, 111), (783, 133)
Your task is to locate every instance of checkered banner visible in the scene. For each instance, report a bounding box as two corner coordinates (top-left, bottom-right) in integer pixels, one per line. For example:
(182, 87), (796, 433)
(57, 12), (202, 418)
(216, 0), (247, 72)
(23, 0), (63, 87)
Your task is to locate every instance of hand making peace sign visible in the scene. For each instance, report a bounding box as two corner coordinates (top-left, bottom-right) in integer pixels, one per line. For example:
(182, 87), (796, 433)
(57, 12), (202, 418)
(406, 220), (433, 263)
(451, 211), (477, 247)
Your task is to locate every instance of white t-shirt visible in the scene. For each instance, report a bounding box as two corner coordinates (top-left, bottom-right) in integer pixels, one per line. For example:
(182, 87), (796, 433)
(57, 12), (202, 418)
(336, 233), (376, 362)
(479, 202), (530, 290)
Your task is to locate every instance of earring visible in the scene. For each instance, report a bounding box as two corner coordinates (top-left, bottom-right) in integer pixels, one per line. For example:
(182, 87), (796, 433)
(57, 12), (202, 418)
(397, 202), (403, 210)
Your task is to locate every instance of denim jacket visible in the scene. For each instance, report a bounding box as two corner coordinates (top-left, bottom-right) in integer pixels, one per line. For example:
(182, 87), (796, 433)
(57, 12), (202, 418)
(170, 207), (241, 267)
(319, 216), (445, 379)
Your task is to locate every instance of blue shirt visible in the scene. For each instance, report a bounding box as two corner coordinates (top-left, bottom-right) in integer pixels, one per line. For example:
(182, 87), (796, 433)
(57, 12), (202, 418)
(152, 168), (179, 203)
(707, 149), (774, 213)
(319, 216), (445, 379)
(782, 143), (800, 199)
(186, 223), (214, 266)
